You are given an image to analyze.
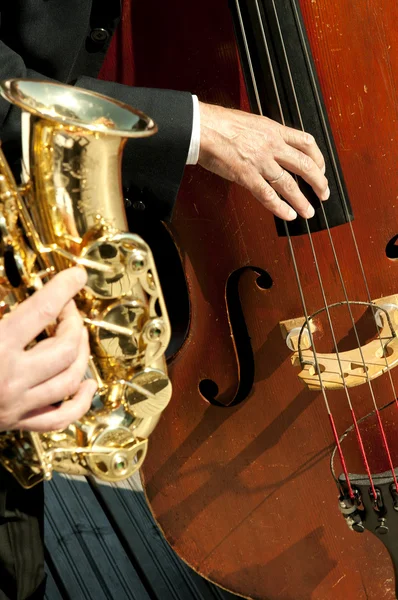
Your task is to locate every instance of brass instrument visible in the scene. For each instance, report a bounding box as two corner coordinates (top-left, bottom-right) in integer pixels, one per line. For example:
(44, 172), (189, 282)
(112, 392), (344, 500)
(0, 79), (172, 489)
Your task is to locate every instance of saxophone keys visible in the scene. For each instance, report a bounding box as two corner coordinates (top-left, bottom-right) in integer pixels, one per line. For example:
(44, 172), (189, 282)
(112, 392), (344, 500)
(123, 368), (172, 419)
(86, 425), (148, 482)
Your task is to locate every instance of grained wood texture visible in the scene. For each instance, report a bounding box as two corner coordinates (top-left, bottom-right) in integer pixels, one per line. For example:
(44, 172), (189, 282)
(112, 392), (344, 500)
(101, 0), (398, 598)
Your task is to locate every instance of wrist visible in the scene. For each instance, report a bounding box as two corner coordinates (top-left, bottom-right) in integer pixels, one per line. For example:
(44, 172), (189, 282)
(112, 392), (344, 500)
(198, 101), (227, 166)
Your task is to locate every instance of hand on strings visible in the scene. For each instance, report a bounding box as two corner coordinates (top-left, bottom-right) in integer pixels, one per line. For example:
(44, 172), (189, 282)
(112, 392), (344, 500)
(0, 267), (97, 433)
(198, 102), (330, 221)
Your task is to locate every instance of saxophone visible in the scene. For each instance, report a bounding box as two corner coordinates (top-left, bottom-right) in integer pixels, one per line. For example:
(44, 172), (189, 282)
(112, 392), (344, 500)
(0, 79), (172, 489)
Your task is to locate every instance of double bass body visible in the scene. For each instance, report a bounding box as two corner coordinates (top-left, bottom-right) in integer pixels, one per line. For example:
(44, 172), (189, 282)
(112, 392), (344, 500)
(101, 1), (398, 598)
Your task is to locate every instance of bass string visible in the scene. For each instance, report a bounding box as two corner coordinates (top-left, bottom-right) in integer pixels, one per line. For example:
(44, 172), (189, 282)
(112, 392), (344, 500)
(269, 0), (389, 390)
(287, 0), (398, 394)
(278, 0), (398, 493)
(233, 0), (354, 497)
(235, 0), (397, 495)
(285, 0), (398, 492)
(254, 0), (381, 496)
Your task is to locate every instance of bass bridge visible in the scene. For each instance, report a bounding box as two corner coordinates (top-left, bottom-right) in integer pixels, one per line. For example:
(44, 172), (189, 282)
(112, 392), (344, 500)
(280, 294), (398, 390)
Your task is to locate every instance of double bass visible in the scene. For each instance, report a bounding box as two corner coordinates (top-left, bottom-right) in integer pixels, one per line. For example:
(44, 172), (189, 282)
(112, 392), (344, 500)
(100, 1), (398, 598)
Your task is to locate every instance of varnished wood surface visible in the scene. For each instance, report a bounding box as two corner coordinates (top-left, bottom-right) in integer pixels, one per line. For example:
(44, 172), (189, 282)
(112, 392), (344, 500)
(98, 0), (398, 597)
(123, 1), (398, 598)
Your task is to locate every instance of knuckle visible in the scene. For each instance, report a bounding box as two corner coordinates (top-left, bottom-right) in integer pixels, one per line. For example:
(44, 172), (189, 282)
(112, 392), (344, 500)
(237, 166), (256, 189)
(283, 175), (296, 194)
(234, 159), (253, 183)
(0, 376), (19, 406)
(267, 133), (278, 150)
(60, 341), (80, 367)
(259, 181), (276, 203)
(0, 381), (19, 429)
(37, 300), (58, 323)
(0, 406), (13, 430)
(63, 373), (81, 399)
(300, 155), (314, 173)
(278, 127), (288, 142)
(303, 132), (315, 146)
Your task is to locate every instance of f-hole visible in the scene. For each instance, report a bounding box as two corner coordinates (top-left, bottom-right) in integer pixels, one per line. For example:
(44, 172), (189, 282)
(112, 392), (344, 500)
(385, 234), (398, 260)
(199, 266), (273, 407)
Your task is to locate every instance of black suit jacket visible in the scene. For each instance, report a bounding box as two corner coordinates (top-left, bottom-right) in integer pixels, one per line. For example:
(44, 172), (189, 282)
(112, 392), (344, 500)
(0, 0), (193, 220)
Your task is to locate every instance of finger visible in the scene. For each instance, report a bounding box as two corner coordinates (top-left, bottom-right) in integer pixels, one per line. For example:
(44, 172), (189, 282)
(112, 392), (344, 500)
(16, 379), (97, 432)
(55, 299), (83, 332)
(270, 169), (316, 219)
(6, 267), (87, 349)
(281, 126), (326, 173)
(24, 302), (85, 387)
(25, 327), (90, 411)
(243, 169), (297, 220)
(276, 147), (329, 201)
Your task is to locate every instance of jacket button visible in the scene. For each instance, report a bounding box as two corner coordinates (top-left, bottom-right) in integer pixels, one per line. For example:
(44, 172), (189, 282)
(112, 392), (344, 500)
(90, 28), (109, 44)
(132, 200), (146, 211)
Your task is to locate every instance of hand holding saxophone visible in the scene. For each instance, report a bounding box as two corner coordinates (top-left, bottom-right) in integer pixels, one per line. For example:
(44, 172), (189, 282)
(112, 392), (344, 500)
(0, 267), (97, 433)
(0, 79), (172, 487)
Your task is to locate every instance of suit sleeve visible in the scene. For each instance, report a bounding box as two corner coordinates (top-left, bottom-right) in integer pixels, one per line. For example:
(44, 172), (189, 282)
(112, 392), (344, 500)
(76, 76), (193, 221)
(0, 43), (193, 221)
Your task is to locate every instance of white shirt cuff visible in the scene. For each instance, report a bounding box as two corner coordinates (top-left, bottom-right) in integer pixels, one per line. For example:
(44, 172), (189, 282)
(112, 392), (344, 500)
(186, 95), (200, 165)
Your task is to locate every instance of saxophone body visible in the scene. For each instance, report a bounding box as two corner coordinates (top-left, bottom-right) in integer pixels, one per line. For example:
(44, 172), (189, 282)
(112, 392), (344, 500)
(0, 79), (172, 488)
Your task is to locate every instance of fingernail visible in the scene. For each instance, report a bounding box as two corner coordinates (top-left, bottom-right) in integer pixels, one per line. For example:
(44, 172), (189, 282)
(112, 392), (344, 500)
(322, 186), (330, 201)
(306, 205), (315, 219)
(287, 207), (297, 220)
(322, 164), (326, 174)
